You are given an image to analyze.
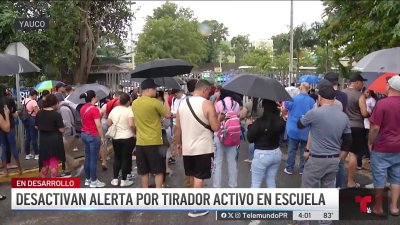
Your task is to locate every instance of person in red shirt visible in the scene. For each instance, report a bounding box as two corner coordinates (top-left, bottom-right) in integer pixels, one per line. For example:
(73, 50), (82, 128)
(79, 90), (106, 188)
(369, 76), (400, 216)
(105, 92), (121, 117)
(168, 90), (175, 107)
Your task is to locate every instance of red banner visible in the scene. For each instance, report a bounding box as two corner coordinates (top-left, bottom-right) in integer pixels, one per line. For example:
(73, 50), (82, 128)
(12, 178), (80, 188)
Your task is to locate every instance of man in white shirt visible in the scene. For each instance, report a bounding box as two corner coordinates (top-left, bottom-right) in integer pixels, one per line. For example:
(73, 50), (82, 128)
(171, 89), (186, 126)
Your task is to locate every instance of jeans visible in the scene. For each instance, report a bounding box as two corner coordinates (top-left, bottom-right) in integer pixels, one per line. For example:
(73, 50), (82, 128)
(1, 128), (19, 161)
(213, 135), (238, 188)
(371, 151), (400, 188)
(81, 132), (101, 182)
(251, 148), (282, 188)
(285, 137), (307, 173)
(248, 143), (255, 160)
(335, 159), (346, 188)
(23, 117), (38, 155)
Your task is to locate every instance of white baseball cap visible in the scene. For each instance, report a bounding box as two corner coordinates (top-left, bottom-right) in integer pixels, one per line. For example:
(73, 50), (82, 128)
(388, 75), (400, 91)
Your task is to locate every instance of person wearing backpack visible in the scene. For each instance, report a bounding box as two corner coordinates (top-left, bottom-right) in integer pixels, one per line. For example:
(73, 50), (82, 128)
(59, 101), (84, 177)
(20, 89), (40, 160)
(212, 89), (241, 188)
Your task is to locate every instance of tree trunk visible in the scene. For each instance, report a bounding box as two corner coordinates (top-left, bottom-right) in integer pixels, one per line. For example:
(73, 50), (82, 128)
(73, 3), (101, 85)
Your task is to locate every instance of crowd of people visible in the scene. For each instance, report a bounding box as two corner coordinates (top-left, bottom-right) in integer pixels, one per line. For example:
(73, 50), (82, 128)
(0, 72), (399, 222)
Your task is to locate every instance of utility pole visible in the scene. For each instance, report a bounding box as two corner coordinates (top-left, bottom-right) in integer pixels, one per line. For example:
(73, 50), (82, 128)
(289, 0), (294, 85)
(129, 1), (136, 70)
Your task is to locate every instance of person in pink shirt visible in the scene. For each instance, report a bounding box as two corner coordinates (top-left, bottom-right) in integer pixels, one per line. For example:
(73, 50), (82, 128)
(21, 89), (39, 160)
(213, 89), (241, 188)
(79, 90), (106, 188)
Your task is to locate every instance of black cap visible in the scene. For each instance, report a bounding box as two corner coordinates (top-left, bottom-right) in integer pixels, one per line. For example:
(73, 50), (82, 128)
(55, 82), (66, 90)
(318, 85), (336, 100)
(171, 88), (182, 94)
(140, 78), (158, 90)
(317, 79), (334, 90)
(349, 73), (367, 82)
(324, 72), (339, 85)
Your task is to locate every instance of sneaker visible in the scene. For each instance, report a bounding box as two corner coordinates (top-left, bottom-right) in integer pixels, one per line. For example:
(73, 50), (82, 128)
(34, 155), (39, 160)
(284, 168), (293, 175)
(90, 180), (106, 188)
(357, 166), (362, 170)
(188, 211), (209, 218)
(25, 154), (33, 160)
(84, 179), (90, 186)
(60, 171), (72, 178)
(111, 179), (119, 187)
(127, 173), (135, 180)
(120, 180), (133, 187)
(299, 171), (303, 175)
(72, 165), (84, 177)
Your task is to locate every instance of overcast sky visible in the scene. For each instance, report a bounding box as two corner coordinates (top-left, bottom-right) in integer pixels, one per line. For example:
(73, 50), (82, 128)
(131, 1), (325, 42)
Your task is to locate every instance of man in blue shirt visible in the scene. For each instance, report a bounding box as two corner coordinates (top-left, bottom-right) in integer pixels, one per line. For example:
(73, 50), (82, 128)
(284, 82), (316, 175)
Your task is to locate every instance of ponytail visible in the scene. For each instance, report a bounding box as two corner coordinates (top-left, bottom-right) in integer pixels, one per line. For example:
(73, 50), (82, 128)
(79, 90), (96, 103)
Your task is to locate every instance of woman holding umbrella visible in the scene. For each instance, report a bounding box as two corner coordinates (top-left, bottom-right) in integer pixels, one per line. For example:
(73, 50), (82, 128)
(79, 90), (106, 188)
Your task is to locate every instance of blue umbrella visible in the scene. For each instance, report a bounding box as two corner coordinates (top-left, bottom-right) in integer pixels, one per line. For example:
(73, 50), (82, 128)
(298, 74), (320, 84)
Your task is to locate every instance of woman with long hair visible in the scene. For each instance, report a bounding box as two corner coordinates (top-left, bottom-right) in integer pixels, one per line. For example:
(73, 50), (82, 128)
(79, 90), (106, 188)
(247, 99), (286, 188)
(35, 94), (65, 178)
(212, 88), (241, 188)
(107, 93), (135, 187)
(0, 97), (10, 200)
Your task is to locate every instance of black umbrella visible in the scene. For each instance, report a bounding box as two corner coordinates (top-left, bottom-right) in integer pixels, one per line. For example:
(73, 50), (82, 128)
(222, 74), (292, 101)
(131, 58), (193, 78)
(67, 83), (111, 104)
(131, 77), (183, 90)
(0, 53), (40, 75)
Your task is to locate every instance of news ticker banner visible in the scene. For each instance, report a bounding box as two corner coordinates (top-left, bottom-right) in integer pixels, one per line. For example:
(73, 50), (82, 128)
(11, 178), (389, 221)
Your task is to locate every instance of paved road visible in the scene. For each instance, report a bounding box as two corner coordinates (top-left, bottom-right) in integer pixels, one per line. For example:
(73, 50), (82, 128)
(0, 142), (398, 225)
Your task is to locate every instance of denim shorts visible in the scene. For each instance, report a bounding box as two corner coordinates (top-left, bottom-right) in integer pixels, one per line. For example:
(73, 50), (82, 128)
(371, 151), (400, 187)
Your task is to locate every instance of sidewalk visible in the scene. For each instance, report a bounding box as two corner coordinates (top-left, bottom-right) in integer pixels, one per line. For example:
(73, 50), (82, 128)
(0, 144), (114, 183)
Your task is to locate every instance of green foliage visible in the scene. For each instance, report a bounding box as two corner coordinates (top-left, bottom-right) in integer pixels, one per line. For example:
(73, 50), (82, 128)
(135, 3), (206, 66)
(243, 48), (273, 73)
(323, 0), (400, 61)
(231, 34), (251, 65)
(0, 0), (133, 84)
(201, 20), (229, 63)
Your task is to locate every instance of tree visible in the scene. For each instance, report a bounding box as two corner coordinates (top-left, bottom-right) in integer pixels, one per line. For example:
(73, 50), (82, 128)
(323, 0), (400, 61)
(231, 34), (251, 66)
(135, 3), (206, 65)
(0, 0), (134, 84)
(201, 20), (229, 63)
(242, 48), (273, 73)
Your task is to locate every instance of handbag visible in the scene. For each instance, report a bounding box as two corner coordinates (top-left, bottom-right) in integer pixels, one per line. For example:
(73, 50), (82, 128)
(105, 109), (122, 139)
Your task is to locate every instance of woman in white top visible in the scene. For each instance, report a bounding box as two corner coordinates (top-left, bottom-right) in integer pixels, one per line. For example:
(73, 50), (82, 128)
(107, 93), (135, 187)
(358, 89), (377, 169)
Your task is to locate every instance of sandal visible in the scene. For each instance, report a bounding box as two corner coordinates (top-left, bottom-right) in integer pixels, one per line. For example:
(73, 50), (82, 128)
(101, 164), (108, 171)
(348, 182), (361, 188)
(390, 208), (400, 217)
(0, 194), (6, 201)
(371, 210), (385, 217)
